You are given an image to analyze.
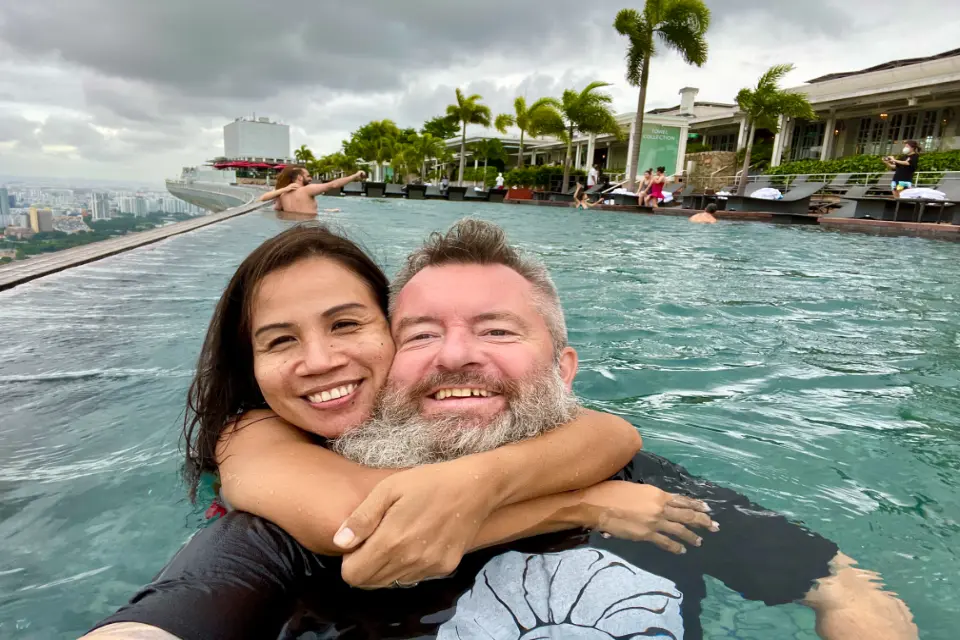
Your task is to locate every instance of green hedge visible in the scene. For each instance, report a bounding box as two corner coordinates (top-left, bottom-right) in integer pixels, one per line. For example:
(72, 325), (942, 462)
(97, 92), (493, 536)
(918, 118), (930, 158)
(765, 150), (960, 177)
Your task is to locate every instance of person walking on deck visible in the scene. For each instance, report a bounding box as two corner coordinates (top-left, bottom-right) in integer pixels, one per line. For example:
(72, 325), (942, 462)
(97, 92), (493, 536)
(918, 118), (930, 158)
(883, 140), (921, 199)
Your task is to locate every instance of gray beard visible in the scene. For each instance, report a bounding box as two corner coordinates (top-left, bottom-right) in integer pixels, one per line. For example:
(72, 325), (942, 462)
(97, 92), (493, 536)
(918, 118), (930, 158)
(331, 366), (579, 469)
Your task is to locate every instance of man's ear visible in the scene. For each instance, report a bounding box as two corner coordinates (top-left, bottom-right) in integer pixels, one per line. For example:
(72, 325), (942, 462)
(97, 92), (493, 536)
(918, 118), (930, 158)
(558, 346), (578, 390)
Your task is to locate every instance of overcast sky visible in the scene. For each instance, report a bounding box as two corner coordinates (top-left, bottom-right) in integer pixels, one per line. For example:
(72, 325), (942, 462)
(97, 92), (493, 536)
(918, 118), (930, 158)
(1, 0), (958, 183)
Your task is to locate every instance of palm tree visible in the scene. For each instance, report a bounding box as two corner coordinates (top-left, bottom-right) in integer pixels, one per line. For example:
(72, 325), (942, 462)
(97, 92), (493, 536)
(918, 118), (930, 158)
(614, 2), (711, 191)
(471, 138), (508, 187)
(404, 132), (446, 180)
(446, 88), (492, 186)
(494, 97), (564, 168)
(294, 144), (316, 166)
(558, 82), (623, 190)
(735, 64), (817, 195)
(344, 120), (400, 182)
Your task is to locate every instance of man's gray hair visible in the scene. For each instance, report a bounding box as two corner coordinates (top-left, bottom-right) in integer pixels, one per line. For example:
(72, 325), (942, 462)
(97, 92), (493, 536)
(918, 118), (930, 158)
(391, 218), (568, 358)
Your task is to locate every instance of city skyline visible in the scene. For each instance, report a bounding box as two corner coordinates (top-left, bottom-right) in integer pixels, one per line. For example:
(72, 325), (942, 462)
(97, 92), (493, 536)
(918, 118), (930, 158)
(2, 0), (960, 182)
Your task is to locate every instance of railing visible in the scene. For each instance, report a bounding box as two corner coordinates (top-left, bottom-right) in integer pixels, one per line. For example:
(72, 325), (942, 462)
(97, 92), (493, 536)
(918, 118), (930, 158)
(702, 171), (960, 190)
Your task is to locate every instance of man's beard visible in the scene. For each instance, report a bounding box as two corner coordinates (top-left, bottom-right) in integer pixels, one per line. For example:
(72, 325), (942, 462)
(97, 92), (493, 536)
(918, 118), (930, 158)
(331, 366), (579, 468)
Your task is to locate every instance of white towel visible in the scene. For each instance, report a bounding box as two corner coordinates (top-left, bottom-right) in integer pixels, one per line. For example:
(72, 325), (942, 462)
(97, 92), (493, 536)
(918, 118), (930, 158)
(750, 187), (783, 200)
(900, 188), (946, 200)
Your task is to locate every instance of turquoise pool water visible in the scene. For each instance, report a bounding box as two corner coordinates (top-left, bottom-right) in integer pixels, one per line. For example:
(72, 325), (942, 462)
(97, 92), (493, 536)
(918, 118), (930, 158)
(1, 201), (958, 638)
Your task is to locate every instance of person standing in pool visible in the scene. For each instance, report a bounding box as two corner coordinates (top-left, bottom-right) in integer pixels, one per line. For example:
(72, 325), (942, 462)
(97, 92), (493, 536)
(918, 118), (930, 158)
(260, 166), (366, 214)
(883, 140), (921, 199)
(690, 202), (718, 224)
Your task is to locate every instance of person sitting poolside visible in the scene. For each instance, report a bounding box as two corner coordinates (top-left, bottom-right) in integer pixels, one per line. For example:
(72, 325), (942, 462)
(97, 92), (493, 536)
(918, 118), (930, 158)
(85, 220), (917, 640)
(690, 203), (718, 224)
(260, 166), (366, 214)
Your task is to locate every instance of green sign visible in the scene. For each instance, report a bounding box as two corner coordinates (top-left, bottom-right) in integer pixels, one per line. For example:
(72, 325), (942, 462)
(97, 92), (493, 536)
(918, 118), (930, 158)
(636, 124), (681, 177)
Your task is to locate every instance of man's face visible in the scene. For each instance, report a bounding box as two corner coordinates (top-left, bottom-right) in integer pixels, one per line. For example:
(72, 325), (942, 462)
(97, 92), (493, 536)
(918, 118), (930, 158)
(331, 262), (579, 468)
(300, 171), (312, 185)
(389, 263), (576, 424)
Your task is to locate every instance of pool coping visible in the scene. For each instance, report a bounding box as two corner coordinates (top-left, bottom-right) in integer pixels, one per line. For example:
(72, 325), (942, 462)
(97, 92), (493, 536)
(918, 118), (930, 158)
(505, 199), (960, 238)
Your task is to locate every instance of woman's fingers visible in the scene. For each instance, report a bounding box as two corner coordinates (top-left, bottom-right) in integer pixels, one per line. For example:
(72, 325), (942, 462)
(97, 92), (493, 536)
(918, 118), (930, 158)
(663, 506), (718, 531)
(667, 495), (711, 513)
(657, 521), (703, 548)
(647, 532), (687, 555)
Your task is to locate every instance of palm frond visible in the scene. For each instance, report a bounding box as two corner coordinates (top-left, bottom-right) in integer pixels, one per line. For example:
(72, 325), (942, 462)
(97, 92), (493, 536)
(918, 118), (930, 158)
(757, 64), (795, 91)
(614, 8), (643, 37)
(494, 113), (514, 134)
(656, 24), (708, 66)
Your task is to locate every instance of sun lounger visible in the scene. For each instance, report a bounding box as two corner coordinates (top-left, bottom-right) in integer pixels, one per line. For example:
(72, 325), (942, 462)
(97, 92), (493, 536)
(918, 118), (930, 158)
(488, 188), (507, 203)
(424, 186), (446, 200)
(724, 181), (826, 214)
(384, 183), (406, 198)
(888, 179), (960, 223)
(363, 182), (386, 198)
(446, 186), (468, 201)
(822, 173), (853, 195)
(343, 182), (364, 196)
(406, 184), (427, 200)
(464, 188), (490, 201)
(548, 185), (577, 203)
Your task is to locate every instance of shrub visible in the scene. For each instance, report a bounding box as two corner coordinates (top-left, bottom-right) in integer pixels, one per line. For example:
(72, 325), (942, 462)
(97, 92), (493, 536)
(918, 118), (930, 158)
(765, 149), (960, 177)
(686, 142), (713, 154)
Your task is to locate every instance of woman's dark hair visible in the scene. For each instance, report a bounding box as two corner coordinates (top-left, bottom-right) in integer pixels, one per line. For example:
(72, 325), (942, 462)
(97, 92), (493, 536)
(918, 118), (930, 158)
(644, 168), (652, 175)
(656, 166), (666, 173)
(904, 140), (922, 153)
(275, 165), (307, 189)
(181, 222), (389, 500)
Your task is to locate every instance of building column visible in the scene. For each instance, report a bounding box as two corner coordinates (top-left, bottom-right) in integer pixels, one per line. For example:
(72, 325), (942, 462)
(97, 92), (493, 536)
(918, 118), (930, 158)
(585, 134), (596, 171)
(574, 143), (582, 170)
(770, 115), (789, 167)
(736, 117), (750, 151)
(820, 115), (836, 161)
(675, 125), (690, 177)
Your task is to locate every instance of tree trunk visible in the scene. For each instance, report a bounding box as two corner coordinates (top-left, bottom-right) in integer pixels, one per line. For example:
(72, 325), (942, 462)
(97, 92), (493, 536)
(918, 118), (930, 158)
(562, 124), (573, 193)
(458, 124), (467, 186)
(736, 122), (757, 196)
(518, 130), (525, 168)
(484, 159), (489, 188)
(625, 55), (651, 193)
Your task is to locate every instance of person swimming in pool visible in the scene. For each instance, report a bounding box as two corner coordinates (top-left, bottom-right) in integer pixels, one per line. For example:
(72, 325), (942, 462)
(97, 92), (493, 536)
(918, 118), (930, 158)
(260, 166), (366, 214)
(572, 182), (599, 209)
(689, 202), (718, 224)
(87, 220), (916, 640)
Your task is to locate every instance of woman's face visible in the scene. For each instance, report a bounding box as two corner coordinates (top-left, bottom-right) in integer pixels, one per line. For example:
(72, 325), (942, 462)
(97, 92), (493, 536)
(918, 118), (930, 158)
(250, 256), (394, 438)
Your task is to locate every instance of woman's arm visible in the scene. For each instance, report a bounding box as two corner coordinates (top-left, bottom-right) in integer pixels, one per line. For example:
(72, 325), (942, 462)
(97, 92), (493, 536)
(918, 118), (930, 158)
(218, 409), (640, 556)
(258, 184), (298, 201)
(301, 171), (367, 196)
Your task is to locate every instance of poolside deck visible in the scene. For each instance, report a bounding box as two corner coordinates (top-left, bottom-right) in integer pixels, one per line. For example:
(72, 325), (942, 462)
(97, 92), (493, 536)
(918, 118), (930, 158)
(0, 200), (268, 292)
(506, 199), (959, 238)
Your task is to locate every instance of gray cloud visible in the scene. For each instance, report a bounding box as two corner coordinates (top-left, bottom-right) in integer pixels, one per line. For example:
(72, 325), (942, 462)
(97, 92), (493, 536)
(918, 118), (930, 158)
(0, 0), (958, 180)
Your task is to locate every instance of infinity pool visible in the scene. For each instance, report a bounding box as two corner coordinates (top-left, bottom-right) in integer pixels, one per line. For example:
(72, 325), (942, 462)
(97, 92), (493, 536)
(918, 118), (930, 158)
(1, 201), (958, 638)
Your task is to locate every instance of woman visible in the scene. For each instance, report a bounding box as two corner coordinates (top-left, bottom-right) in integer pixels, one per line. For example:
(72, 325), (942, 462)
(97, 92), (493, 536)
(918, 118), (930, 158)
(572, 182), (598, 210)
(180, 223), (712, 589)
(637, 168), (654, 201)
(644, 166), (667, 208)
(883, 140), (921, 199)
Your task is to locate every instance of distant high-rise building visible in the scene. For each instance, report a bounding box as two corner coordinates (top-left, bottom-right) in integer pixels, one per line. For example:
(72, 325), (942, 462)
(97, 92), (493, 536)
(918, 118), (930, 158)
(90, 192), (110, 221)
(134, 196), (148, 217)
(0, 187), (10, 226)
(29, 207), (54, 233)
(223, 116), (290, 164)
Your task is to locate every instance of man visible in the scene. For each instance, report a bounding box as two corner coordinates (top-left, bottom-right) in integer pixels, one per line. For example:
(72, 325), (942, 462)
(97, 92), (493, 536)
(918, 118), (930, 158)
(86, 220), (916, 639)
(259, 166), (366, 214)
(587, 163), (599, 189)
(689, 203), (718, 224)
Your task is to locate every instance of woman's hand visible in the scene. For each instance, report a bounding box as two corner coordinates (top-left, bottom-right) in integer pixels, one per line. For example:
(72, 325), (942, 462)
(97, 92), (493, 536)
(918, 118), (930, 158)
(335, 461), (496, 588)
(282, 183), (301, 192)
(578, 481), (719, 554)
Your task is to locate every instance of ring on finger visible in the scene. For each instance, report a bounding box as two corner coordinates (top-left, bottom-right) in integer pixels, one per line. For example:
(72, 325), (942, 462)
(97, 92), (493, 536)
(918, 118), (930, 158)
(392, 579), (420, 589)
